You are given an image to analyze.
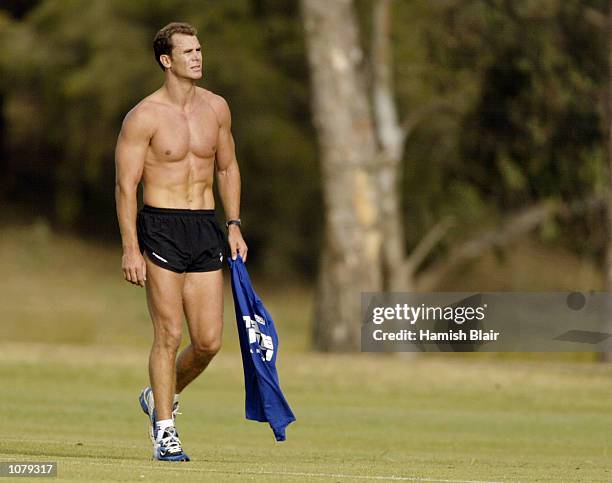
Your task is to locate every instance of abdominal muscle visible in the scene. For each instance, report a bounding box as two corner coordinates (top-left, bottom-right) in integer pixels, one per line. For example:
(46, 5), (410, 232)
(141, 153), (216, 210)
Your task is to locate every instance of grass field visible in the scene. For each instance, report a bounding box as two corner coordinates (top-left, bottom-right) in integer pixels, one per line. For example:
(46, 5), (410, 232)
(2, 345), (612, 481)
(2, 223), (612, 481)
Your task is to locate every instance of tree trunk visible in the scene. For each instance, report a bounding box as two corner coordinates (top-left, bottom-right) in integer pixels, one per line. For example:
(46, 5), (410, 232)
(302, 0), (383, 351)
(603, 0), (612, 362)
(371, 0), (414, 291)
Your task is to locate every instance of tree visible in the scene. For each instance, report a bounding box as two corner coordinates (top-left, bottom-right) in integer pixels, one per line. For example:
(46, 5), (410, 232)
(301, 0), (383, 351)
(302, 0), (606, 351)
(603, 0), (612, 360)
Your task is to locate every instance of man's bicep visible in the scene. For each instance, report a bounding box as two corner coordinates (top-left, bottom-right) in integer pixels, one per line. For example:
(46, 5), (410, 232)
(115, 114), (150, 186)
(216, 124), (237, 171)
(211, 95), (237, 171)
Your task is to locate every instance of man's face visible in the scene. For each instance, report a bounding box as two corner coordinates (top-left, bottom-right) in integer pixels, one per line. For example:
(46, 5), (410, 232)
(167, 34), (202, 79)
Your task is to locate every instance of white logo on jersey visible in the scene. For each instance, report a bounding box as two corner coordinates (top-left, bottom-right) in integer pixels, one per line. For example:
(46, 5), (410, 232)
(243, 315), (274, 362)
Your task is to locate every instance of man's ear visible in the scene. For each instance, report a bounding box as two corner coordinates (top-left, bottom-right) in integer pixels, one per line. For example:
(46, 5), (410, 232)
(160, 54), (172, 70)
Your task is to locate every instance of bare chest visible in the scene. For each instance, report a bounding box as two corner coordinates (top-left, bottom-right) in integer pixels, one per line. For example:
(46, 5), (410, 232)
(149, 105), (219, 161)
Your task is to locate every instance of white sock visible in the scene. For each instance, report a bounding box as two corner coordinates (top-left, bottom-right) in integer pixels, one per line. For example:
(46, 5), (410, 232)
(174, 394), (180, 405)
(155, 418), (174, 438)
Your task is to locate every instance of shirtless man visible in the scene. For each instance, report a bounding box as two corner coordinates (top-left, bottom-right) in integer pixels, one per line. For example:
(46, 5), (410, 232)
(114, 22), (247, 462)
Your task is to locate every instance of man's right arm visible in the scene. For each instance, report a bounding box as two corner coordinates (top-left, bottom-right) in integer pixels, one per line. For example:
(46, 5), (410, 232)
(115, 106), (152, 287)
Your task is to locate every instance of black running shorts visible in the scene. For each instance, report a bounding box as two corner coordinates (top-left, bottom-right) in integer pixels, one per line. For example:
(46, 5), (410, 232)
(137, 205), (226, 273)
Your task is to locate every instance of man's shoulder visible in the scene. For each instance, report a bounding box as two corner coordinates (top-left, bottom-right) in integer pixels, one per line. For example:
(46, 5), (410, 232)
(197, 86), (227, 105)
(129, 92), (167, 118)
(122, 93), (166, 132)
(198, 87), (230, 124)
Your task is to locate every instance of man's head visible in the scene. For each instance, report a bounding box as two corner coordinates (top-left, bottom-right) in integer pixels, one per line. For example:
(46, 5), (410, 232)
(153, 22), (202, 79)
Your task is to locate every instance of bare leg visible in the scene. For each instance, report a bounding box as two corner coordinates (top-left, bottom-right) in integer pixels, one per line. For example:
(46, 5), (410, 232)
(144, 253), (185, 421)
(175, 268), (224, 393)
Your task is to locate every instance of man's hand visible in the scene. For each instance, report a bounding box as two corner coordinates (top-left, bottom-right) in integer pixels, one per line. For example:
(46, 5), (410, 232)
(122, 249), (147, 287)
(228, 225), (248, 262)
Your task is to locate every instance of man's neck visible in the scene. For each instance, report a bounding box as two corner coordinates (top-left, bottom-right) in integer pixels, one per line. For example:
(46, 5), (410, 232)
(163, 75), (196, 108)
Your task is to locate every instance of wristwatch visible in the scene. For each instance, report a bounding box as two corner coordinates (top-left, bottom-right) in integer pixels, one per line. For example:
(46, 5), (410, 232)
(226, 219), (241, 229)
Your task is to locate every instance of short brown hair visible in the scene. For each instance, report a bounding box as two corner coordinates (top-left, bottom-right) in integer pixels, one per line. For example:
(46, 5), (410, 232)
(153, 22), (198, 71)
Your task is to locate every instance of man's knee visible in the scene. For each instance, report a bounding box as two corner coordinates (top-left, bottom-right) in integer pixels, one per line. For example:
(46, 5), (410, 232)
(192, 334), (222, 359)
(153, 322), (183, 352)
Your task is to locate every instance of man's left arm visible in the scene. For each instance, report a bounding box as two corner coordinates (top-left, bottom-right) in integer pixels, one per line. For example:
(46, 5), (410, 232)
(213, 95), (248, 261)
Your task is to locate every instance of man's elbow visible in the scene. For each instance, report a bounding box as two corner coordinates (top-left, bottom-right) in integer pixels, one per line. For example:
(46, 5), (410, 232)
(115, 179), (138, 198)
(216, 168), (230, 182)
(217, 161), (239, 180)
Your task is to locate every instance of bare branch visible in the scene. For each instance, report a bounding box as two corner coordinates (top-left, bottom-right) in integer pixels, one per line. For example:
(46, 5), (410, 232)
(371, 0), (403, 161)
(429, 0), (477, 8)
(562, 194), (606, 217)
(416, 200), (559, 290)
(585, 6), (606, 30)
(406, 217), (455, 277)
(415, 195), (606, 290)
(400, 99), (460, 142)
(371, 0), (392, 86)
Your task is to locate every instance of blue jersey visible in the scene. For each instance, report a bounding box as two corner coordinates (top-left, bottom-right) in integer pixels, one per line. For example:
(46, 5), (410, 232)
(229, 256), (296, 441)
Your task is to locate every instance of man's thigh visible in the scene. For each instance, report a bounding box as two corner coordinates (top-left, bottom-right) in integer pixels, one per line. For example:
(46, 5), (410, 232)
(182, 269), (224, 343)
(144, 253), (185, 325)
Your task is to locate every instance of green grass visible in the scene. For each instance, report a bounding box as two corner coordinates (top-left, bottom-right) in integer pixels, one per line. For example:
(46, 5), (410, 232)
(2, 223), (612, 481)
(1, 346), (612, 481)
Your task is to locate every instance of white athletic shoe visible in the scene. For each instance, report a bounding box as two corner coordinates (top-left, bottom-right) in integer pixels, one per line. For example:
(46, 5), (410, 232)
(153, 426), (190, 462)
(138, 387), (181, 444)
